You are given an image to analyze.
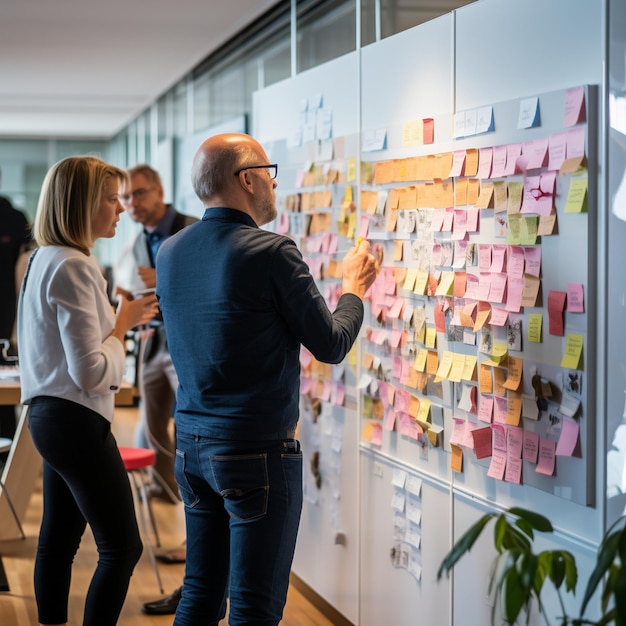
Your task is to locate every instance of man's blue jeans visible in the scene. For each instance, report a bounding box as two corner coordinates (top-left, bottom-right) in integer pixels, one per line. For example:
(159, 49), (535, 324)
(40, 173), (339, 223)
(173, 432), (303, 626)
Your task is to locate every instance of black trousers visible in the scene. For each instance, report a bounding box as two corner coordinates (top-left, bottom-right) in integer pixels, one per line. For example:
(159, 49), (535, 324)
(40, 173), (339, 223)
(28, 396), (143, 626)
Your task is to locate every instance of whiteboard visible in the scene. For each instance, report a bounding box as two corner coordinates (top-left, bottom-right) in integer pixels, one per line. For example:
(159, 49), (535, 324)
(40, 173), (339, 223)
(357, 0), (604, 535)
(250, 0), (608, 621)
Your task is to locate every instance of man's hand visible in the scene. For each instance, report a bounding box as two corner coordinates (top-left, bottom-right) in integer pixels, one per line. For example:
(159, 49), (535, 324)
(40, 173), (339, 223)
(137, 266), (156, 289)
(341, 239), (379, 299)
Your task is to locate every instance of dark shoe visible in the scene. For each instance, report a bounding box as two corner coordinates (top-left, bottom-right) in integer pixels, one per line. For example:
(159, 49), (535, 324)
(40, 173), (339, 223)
(141, 585), (183, 615)
(156, 552), (185, 564)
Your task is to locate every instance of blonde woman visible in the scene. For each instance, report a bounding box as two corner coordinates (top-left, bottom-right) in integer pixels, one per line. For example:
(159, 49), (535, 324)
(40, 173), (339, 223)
(18, 156), (158, 626)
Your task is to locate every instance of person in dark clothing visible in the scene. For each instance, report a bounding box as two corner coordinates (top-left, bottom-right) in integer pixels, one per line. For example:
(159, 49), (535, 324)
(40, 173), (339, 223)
(156, 132), (379, 625)
(115, 164), (197, 503)
(0, 171), (31, 445)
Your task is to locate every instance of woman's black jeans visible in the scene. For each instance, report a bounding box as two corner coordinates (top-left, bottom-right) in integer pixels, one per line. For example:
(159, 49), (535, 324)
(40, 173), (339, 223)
(28, 396), (143, 626)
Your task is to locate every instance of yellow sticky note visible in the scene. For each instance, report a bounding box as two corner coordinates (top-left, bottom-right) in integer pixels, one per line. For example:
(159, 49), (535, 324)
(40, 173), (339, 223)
(413, 348), (428, 372)
(461, 355), (477, 381)
(424, 327), (437, 349)
(403, 268), (418, 291)
(448, 354), (466, 383)
(435, 271), (455, 296)
(414, 270), (429, 295)
(347, 211), (357, 238)
(561, 333), (584, 369)
(416, 397), (431, 423)
(520, 216), (538, 245)
(564, 177), (588, 214)
(528, 314), (543, 343)
(347, 158), (357, 182)
(435, 351), (454, 381)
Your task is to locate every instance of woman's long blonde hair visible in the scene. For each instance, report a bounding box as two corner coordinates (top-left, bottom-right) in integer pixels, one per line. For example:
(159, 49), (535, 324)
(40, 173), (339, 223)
(33, 156), (127, 254)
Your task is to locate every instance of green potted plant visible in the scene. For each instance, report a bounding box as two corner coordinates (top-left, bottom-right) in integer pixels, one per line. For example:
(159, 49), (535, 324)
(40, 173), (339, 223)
(436, 507), (626, 625)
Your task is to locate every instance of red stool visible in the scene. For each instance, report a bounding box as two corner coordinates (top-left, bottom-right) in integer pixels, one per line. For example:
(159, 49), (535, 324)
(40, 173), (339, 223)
(119, 446), (164, 594)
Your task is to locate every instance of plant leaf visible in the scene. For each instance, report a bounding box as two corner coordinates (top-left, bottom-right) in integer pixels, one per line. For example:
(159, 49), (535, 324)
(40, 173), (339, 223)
(437, 513), (495, 580)
(514, 517), (534, 541)
(519, 552), (538, 591)
(580, 527), (622, 617)
(534, 551), (550, 595)
(494, 514), (507, 553)
(500, 524), (531, 554)
(558, 550), (578, 593)
(508, 507), (554, 533)
(550, 552), (566, 588)
(612, 559), (626, 626)
(502, 565), (526, 623)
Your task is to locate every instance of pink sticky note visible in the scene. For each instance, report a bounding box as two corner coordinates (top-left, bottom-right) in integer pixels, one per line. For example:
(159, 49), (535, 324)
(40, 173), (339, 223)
(450, 417), (466, 445)
(453, 209), (467, 239)
(471, 426), (493, 459)
(333, 383), (345, 406)
(359, 214), (370, 239)
(478, 394), (494, 423)
(523, 430), (540, 463)
(555, 418), (580, 456)
(477, 147), (493, 179)
(487, 448), (507, 480)
(536, 438), (556, 475)
(503, 143), (522, 176)
(504, 455), (522, 484)
(371, 423), (383, 446)
(489, 307), (509, 326)
(524, 247), (542, 278)
(507, 425), (524, 458)
(384, 408), (397, 431)
(491, 145), (508, 178)
(394, 389), (410, 414)
(564, 86), (586, 127)
(489, 273), (507, 304)
(505, 276), (524, 313)
(567, 283), (585, 313)
(277, 211), (290, 234)
(492, 423), (507, 451)
(548, 131), (567, 171)
(478, 272), (492, 301)
(491, 244), (507, 272)
(507, 246), (525, 279)
(566, 126), (586, 159)
(466, 208), (479, 231)
(423, 118), (434, 144)
(548, 290), (567, 336)
(450, 150), (466, 177)
(478, 244), (492, 270)
(465, 273), (480, 299)
(494, 396), (508, 424)
(522, 137), (549, 170)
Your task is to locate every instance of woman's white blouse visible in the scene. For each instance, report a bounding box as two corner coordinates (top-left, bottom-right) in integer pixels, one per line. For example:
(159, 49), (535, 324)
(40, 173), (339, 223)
(18, 245), (125, 422)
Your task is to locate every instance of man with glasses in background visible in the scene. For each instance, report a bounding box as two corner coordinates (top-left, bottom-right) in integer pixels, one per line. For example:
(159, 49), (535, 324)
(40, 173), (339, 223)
(114, 164), (197, 505)
(156, 133), (379, 624)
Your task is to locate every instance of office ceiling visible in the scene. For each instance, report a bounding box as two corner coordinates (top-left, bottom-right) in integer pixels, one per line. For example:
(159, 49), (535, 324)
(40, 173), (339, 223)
(0, 0), (279, 140)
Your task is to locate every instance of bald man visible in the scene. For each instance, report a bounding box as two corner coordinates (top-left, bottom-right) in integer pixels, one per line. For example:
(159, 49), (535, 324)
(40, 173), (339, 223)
(156, 133), (378, 625)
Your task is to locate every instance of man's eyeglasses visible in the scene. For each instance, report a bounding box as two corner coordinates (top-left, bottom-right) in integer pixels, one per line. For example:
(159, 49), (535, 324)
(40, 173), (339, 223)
(234, 164), (278, 180)
(120, 187), (154, 203)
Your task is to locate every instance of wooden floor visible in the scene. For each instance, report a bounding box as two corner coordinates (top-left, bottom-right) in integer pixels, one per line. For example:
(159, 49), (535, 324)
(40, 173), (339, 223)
(0, 407), (336, 626)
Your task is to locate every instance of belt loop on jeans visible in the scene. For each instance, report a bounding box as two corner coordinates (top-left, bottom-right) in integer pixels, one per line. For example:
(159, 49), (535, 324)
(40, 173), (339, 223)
(282, 440), (300, 453)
